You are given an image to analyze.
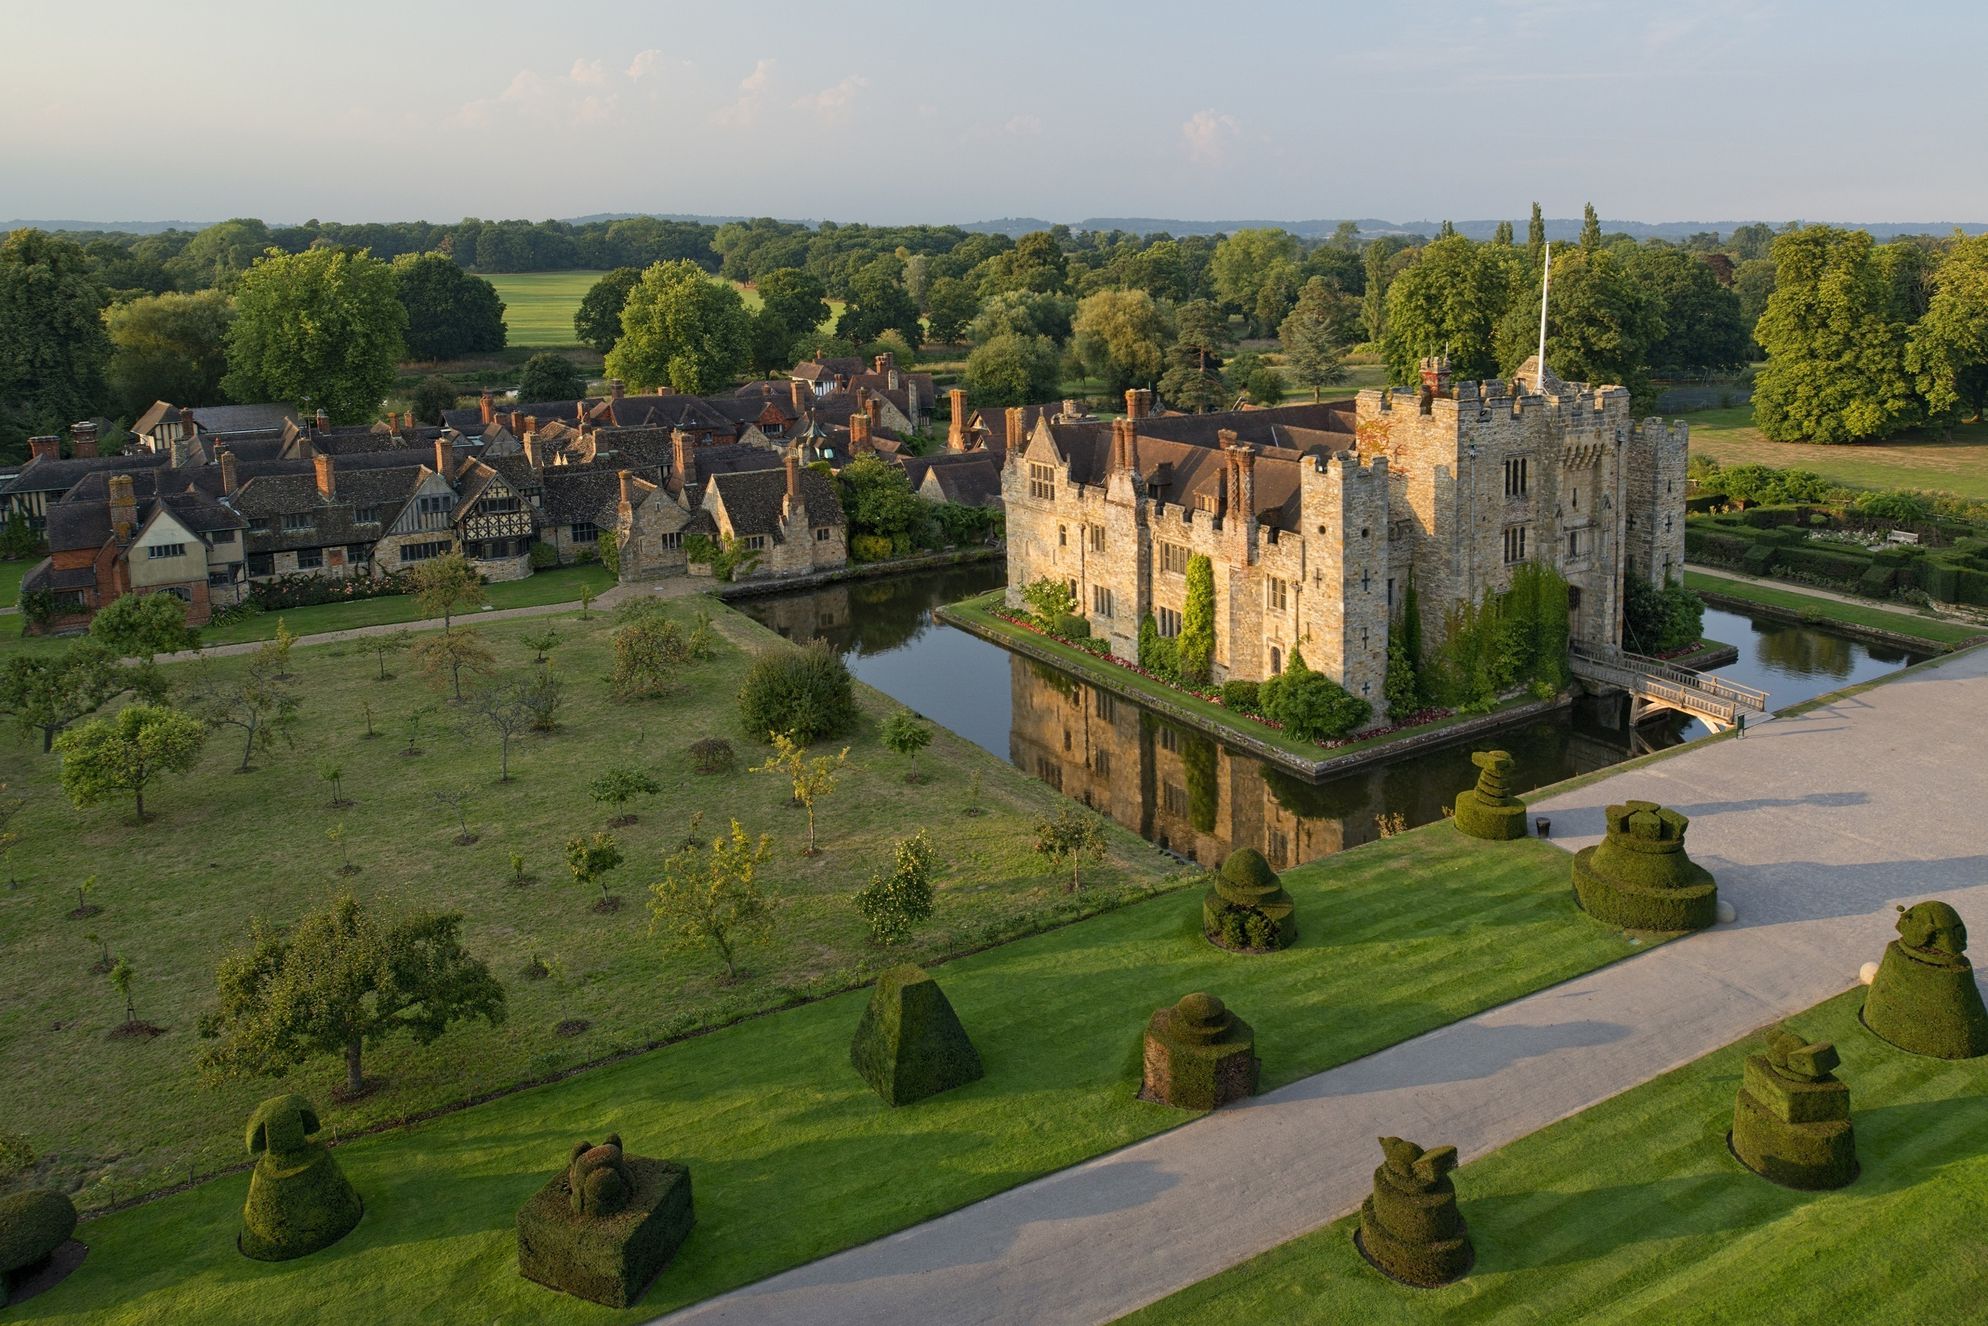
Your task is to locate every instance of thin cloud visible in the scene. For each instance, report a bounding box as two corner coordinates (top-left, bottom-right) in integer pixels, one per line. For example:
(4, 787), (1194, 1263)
(627, 49), (663, 80)
(714, 57), (775, 127)
(795, 74), (868, 119)
(569, 57), (607, 86)
(1180, 109), (1241, 167)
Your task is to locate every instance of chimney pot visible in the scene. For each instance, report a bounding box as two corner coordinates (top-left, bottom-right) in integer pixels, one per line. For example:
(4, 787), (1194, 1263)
(479, 387), (494, 425)
(434, 436), (452, 478)
(509, 410), (523, 436)
(1126, 388), (1150, 421)
(315, 408), (330, 431)
(609, 379), (625, 401)
(27, 435), (60, 462)
(70, 420), (100, 459)
(108, 474), (137, 540)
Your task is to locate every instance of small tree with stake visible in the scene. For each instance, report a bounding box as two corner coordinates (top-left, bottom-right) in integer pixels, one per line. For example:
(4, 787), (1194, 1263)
(109, 954), (140, 1032)
(521, 628), (561, 665)
(327, 822), (358, 875)
(198, 894), (506, 1100)
(410, 553), (486, 632)
(647, 818), (773, 981)
(471, 677), (536, 782)
(402, 706), (431, 756)
(566, 832), (625, 913)
(184, 654), (301, 774)
(85, 929), (112, 973)
(70, 874), (99, 919)
(854, 829), (936, 945)
(434, 788), (476, 845)
(1034, 808), (1109, 893)
(881, 709), (933, 784)
(590, 769), (661, 827)
(320, 760), (351, 808)
(752, 731), (849, 856)
(370, 629), (412, 682)
(413, 629), (494, 703)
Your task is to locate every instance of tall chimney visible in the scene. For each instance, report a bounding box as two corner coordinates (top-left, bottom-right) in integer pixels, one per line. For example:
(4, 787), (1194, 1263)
(1004, 406), (1025, 453)
(947, 388), (968, 452)
(789, 377), (807, 416)
(314, 452), (336, 500)
(617, 469), (637, 517)
(1228, 438), (1256, 527)
(108, 474), (137, 540)
(1111, 418), (1135, 472)
(1126, 388), (1150, 421)
(218, 449), (239, 494)
(479, 388), (494, 425)
(508, 410), (523, 436)
(315, 408), (330, 432)
(69, 421), (100, 459)
(784, 451), (801, 513)
(522, 429), (539, 471)
(849, 411), (872, 448)
(27, 436), (60, 462)
(672, 429), (696, 490)
(433, 436), (453, 478)
(864, 397), (881, 429)
(609, 378), (625, 401)
(525, 415), (538, 437)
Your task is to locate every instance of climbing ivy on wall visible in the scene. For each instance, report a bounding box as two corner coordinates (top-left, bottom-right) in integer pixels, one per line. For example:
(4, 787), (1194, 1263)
(1177, 554), (1216, 685)
(1425, 562), (1572, 712)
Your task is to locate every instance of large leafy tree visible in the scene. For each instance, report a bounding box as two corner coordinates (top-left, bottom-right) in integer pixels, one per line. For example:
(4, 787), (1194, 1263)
(1279, 276), (1356, 401)
(1909, 233), (1988, 425)
(0, 642), (164, 752)
(1071, 289), (1169, 394)
(89, 591), (198, 660)
(54, 703), (207, 822)
(198, 895), (506, 1097)
(572, 266), (641, 355)
(1620, 246), (1749, 375)
(105, 290), (234, 415)
(605, 259), (751, 394)
(1211, 228), (1301, 336)
(964, 332), (1061, 407)
(835, 455), (926, 552)
(168, 218), (274, 291)
(1159, 300), (1232, 412)
(755, 268), (830, 341)
(0, 229), (111, 451)
(1753, 226), (1920, 443)
(976, 231), (1069, 296)
(516, 351), (585, 403)
(223, 246), (406, 422)
(923, 276), (980, 345)
(834, 256), (922, 348)
(1380, 235), (1518, 382)
(392, 252), (505, 361)
(1493, 246), (1665, 404)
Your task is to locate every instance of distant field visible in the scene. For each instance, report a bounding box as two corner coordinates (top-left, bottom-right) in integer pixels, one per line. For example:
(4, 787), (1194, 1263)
(483, 270), (604, 347)
(1685, 406), (1988, 500)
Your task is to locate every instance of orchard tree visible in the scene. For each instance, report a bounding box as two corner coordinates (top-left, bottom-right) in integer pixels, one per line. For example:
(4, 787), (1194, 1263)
(565, 832), (625, 911)
(104, 289), (234, 415)
(573, 266), (643, 354)
(393, 252), (506, 360)
(605, 259), (751, 394)
(854, 829), (936, 945)
(198, 895), (506, 1098)
(1753, 226), (1919, 443)
(752, 732), (849, 855)
(410, 552), (485, 629)
(880, 709), (932, 782)
(590, 768), (661, 826)
(0, 229), (110, 451)
(647, 817), (774, 981)
(1071, 289), (1169, 394)
(0, 642), (164, 751)
(516, 352), (586, 402)
(1033, 808), (1108, 893)
(184, 654), (302, 773)
(223, 246), (407, 423)
(54, 703), (208, 822)
(1280, 276), (1355, 401)
(370, 628), (413, 681)
(413, 628), (494, 702)
(471, 677), (536, 781)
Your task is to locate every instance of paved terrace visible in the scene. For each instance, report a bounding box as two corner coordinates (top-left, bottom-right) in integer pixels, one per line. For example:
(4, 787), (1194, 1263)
(656, 645), (1988, 1326)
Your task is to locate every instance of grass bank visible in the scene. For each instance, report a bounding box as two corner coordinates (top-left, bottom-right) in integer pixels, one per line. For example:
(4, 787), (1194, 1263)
(1119, 986), (1987, 1325)
(1684, 405), (1988, 501)
(1683, 568), (1983, 648)
(14, 825), (1650, 1323)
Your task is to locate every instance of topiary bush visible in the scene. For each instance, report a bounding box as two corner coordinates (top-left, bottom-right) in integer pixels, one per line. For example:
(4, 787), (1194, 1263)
(1140, 992), (1258, 1110)
(1219, 679), (1261, 715)
(1053, 613), (1090, 639)
(1571, 801), (1718, 932)
(737, 640), (856, 744)
(1730, 1024), (1856, 1190)
(1451, 750), (1527, 841)
(0, 1189), (78, 1306)
(1201, 848), (1296, 951)
(517, 1135), (694, 1308)
(238, 1094), (363, 1262)
(1862, 901), (1988, 1059)
(1356, 1136), (1472, 1287)
(1260, 649), (1370, 741)
(850, 964), (984, 1106)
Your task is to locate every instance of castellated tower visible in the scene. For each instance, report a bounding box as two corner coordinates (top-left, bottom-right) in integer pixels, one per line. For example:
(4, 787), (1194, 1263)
(1295, 450), (1392, 708)
(1623, 418), (1689, 586)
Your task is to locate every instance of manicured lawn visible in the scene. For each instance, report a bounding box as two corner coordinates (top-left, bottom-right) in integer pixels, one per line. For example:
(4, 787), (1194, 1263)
(0, 597), (1186, 1212)
(192, 564), (619, 647)
(1684, 568), (1984, 647)
(1685, 405), (1988, 501)
(0, 557), (31, 608)
(942, 591), (1539, 768)
(14, 824), (1648, 1323)
(482, 271), (607, 347)
(1119, 986), (1988, 1325)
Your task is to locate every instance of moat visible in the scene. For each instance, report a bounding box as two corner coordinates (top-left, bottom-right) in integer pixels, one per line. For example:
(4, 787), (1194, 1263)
(738, 563), (1928, 869)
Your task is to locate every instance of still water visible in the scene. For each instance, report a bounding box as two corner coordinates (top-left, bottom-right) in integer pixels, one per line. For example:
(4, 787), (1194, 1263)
(738, 565), (1927, 869)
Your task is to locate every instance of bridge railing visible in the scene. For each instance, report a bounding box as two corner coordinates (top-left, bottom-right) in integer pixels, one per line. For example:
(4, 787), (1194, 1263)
(1569, 641), (1768, 713)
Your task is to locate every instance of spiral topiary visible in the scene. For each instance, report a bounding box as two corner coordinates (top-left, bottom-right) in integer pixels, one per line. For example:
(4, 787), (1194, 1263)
(1570, 800), (1718, 932)
(1202, 848), (1296, 951)
(1355, 1136), (1472, 1287)
(237, 1094), (362, 1262)
(1140, 993), (1258, 1110)
(1730, 1024), (1857, 1189)
(1451, 750), (1527, 841)
(1862, 901), (1988, 1059)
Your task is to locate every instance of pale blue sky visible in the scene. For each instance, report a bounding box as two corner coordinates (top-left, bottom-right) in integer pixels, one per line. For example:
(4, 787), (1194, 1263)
(5, 0), (1984, 225)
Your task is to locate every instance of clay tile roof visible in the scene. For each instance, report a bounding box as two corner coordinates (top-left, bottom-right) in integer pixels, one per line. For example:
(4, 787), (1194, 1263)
(707, 466), (843, 538)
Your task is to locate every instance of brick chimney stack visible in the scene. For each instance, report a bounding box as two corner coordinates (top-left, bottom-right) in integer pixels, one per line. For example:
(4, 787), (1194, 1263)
(521, 428), (539, 471)
(849, 410), (872, 449)
(508, 410), (524, 437)
(864, 397), (881, 430)
(784, 451), (801, 515)
(27, 436), (60, 462)
(479, 388), (495, 425)
(617, 470), (636, 519)
(315, 408), (330, 432)
(525, 415), (538, 438)
(789, 377), (808, 416)
(218, 449), (239, 494)
(69, 421), (99, 458)
(609, 378), (625, 401)
(1111, 417), (1134, 472)
(1004, 406), (1025, 454)
(433, 436), (453, 478)
(672, 429), (696, 491)
(108, 474), (137, 540)
(314, 452), (336, 500)
(947, 388), (968, 452)
(1126, 388), (1150, 421)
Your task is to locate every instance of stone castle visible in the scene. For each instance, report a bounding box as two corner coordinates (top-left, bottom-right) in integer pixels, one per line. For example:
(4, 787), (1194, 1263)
(1001, 357), (1688, 704)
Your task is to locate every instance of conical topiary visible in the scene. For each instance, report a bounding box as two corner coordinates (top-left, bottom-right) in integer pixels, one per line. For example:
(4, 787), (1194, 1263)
(850, 965), (984, 1105)
(238, 1094), (362, 1261)
(1356, 1136), (1472, 1287)
(1862, 901), (1988, 1059)
(1730, 1024), (1856, 1189)
(1202, 847), (1296, 950)
(1, 1189), (78, 1307)
(1452, 750), (1526, 840)
(1571, 800), (1717, 932)
(1140, 992), (1258, 1110)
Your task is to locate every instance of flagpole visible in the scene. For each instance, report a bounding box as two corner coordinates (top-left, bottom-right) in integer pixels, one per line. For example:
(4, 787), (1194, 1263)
(1536, 241), (1552, 389)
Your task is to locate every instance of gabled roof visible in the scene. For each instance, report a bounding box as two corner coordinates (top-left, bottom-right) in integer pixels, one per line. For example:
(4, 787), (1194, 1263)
(706, 466), (844, 538)
(923, 457), (1003, 508)
(2, 450), (170, 497)
(43, 484), (242, 554)
(134, 401), (298, 436)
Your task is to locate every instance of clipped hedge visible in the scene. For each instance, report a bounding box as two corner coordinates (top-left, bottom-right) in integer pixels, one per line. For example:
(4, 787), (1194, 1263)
(1862, 901), (1988, 1059)
(850, 965), (984, 1106)
(1140, 992), (1258, 1110)
(1730, 1025), (1856, 1190)
(0, 1189), (77, 1305)
(238, 1094), (363, 1262)
(1201, 848), (1296, 951)
(517, 1139), (694, 1308)
(1571, 801), (1718, 933)
(1356, 1137), (1472, 1288)
(1451, 750), (1526, 841)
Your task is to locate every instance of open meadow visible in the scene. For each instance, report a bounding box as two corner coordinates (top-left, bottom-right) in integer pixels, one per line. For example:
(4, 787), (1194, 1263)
(1684, 406), (1988, 501)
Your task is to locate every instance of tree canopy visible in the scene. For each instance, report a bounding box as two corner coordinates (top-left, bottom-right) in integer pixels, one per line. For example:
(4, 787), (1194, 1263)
(104, 289), (234, 416)
(965, 332), (1061, 407)
(516, 351), (585, 403)
(0, 230), (111, 452)
(1754, 226), (1920, 443)
(54, 703), (207, 821)
(392, 251), (506, 360)
(1908, 232), (1988, 424)
(572, 266), (642, 355)
(223, 246), (406, 423)
(604, 259), (752, 394)
(1071, 288), (1169, 395)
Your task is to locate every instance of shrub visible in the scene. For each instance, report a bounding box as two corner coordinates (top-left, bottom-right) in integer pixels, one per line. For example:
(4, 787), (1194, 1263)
(1357, 1137), (1470, 1287)
(1862, 901), (1988, 1059)
(1137, 614), (1178, 680)
(1623, 573), (1705, 654)
(1219, 680), (1261, 714)
(610, 617), (694, 701)
(1571, 800), (1718, 932)
(1854, 489), (1933, 524)
(1260, 650), (1370, 742)
(238, 1094), (364, 1262)
(688, 737), (736, 774)
(849, 533), (895, 564)
(1177, 555), (1216, 685)
(515, 1142), (694, 1308)
(596, 529), (620, 578)
(1052, 612), (1090, 639)
(737, 640), (856, 744)
(849, 964), (983, 1106)
(0, 1188), (77, 1293)
(1140, 992), (1257, 1110)
(1020, 577), (1076, 625)
(1202, 847), (1295, 950)
(528, 541), (559, 569)
(855, 832), (936, 945)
